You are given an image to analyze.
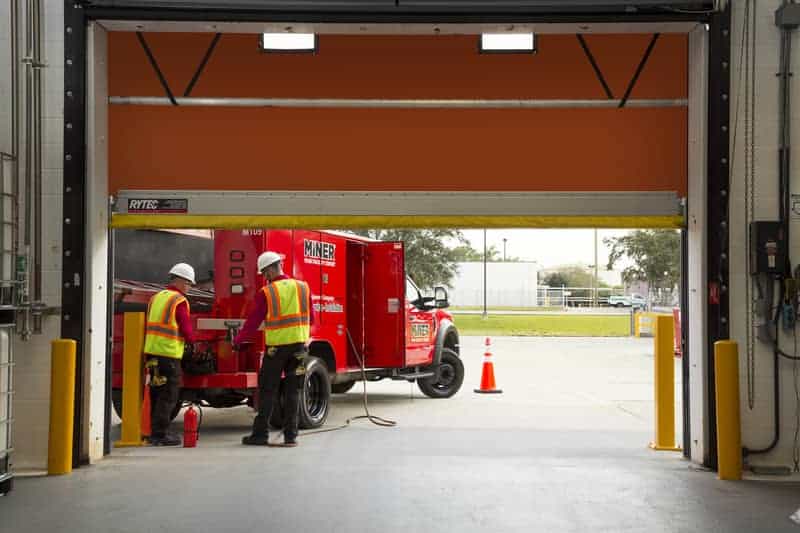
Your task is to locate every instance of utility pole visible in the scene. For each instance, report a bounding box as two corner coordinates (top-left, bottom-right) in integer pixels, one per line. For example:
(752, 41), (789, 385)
(483, 229), (488, 319)
(593, 228), (599, 307)
(502, 238), (507, 262)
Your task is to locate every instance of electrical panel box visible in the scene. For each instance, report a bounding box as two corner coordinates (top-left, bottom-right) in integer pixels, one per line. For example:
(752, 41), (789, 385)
(776, 3), (800, 29)
(750, 221), (787, 276)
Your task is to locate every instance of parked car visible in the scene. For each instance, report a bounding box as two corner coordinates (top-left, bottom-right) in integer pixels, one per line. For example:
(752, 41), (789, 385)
(607, 293), (647, 310)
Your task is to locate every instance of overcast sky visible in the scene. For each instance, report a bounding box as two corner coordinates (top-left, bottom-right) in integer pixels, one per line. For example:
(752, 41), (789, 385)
(460, 229), (632, 270)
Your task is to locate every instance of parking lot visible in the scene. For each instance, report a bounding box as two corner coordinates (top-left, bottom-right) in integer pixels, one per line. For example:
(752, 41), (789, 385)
(4, 337), (800, 533)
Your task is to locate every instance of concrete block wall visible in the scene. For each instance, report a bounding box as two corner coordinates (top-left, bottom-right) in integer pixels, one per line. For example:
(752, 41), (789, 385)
(0, 1), (64, 471)
(730, 0), (800, 470)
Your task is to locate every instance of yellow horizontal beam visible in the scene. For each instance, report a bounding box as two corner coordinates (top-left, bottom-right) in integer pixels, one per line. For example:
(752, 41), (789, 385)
(111, 214), (683, 230)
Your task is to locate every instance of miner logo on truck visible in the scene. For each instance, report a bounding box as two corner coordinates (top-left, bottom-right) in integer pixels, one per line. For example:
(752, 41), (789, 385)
(112, 229), (464, 431)
(303, 239), (336, 266)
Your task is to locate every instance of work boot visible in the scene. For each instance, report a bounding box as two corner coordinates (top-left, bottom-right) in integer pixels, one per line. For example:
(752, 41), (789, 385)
(151, 434), (181, 447)
(242, 434), (270, 446)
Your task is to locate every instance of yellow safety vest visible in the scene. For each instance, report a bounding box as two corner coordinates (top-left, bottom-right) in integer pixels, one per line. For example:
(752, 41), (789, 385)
(144, 289), (190, 359)
(263, 279), (311, 346)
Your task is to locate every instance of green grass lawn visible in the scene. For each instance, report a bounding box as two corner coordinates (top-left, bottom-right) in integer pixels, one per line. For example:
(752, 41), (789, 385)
(454, 314), (631, 337)
(450, 306), (564, 312)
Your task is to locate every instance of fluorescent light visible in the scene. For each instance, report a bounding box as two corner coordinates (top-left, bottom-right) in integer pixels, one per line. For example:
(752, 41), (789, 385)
(480, 33), (536, 53)
(261, 33), (317, 52)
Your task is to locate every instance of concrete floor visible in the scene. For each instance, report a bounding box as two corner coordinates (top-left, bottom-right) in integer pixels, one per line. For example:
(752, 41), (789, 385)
(3, 336), (800, 532)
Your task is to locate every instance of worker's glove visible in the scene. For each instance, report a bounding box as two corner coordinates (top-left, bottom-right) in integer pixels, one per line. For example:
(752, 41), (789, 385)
(183, 343), (195, 359)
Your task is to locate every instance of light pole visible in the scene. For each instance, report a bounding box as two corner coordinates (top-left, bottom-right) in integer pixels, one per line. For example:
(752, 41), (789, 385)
(502, 238), (507, 262)
(593, 229), (599, 307)
(483, 229), (488, 319)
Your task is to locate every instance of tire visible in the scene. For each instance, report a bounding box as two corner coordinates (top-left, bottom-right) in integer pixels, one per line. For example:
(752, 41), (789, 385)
(615, 303), (625, 308)
(269, 356), (331, 430)
(331, 381), (356, 394)
(299, 356), (331, 429)
(417, 348), (464, 399)
(111, 388), (181, 422)
(112, 389), (123, 419)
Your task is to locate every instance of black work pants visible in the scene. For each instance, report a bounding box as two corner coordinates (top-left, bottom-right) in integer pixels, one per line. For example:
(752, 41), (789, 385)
(251, 343), (304, 440)
(148, 355), (181, 439)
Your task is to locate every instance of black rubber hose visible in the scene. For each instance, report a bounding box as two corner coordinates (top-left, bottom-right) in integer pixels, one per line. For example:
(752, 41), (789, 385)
(744, 317), (781, 456)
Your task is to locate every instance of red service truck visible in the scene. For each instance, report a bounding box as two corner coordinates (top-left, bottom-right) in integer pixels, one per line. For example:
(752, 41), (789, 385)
(112, 229), (463, 428)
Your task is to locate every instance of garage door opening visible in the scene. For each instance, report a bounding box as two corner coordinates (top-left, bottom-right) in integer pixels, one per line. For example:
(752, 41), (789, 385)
(73, 11), (718, 471)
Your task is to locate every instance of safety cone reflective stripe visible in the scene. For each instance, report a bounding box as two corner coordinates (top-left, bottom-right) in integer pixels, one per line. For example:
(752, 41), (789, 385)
(475, 337), (502, 394)
(141, 370), (152, 438)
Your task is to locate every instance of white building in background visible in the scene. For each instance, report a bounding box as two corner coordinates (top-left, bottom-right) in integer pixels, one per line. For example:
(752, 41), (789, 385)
(449, 262), (539, 308)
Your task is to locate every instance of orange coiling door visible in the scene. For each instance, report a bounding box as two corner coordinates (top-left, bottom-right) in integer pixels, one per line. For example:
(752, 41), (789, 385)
(108, 33), (687, 196)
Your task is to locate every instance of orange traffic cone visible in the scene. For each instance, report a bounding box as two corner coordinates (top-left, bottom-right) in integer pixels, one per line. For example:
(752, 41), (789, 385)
(474, 337), (502, 394)
(141, 371), (152, 439)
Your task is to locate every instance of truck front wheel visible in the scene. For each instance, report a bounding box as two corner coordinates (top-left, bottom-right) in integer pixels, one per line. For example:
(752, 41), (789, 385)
(417, 348), (464, 399)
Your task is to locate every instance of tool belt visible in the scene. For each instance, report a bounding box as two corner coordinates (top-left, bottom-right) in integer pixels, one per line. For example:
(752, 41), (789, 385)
(145, 358), (168, 387)
(294, 345), (308, 378)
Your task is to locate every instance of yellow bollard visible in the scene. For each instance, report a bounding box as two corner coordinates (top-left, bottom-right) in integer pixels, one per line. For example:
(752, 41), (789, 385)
(48, 339), (76, 475)
(115, 312), (146, 447)
(650, 314), (681, 451)
(714, 340), (742, 480)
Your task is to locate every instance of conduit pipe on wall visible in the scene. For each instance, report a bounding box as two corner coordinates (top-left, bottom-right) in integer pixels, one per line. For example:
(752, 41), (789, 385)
(108, 96), (689, 109)
(15, 0), (48, 339)
(31, 0), (43, 334)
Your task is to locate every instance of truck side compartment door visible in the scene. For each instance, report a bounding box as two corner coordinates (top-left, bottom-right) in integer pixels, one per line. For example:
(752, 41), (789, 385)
(320, 232), (347, 371)
(363, 241), (406, 368)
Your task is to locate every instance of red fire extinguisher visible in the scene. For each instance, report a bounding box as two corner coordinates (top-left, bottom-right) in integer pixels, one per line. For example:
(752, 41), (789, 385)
(183, 404), (199, 448)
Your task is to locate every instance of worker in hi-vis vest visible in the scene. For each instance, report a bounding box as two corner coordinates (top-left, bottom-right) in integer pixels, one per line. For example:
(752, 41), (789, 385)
(143, 263), (197, 446)
(236, 251), (313, 447)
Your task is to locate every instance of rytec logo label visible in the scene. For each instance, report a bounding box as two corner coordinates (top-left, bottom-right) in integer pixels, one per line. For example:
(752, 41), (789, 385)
(304, 239), (336, 267)
(127, 198), (188, 214)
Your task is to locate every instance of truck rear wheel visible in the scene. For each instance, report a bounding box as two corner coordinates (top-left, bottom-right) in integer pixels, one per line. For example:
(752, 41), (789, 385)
(417, 348), (464, 399)
(331, 381), (356, 394)
(300, 356), (331, 429)
(268, 356), (331, 430)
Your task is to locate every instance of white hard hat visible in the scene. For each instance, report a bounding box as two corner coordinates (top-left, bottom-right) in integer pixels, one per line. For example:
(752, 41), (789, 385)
(169, 263), (196, 285)
(257, 251), (282, 273)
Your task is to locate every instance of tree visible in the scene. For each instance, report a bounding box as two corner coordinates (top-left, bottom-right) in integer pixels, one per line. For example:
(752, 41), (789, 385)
(604, 230), (680, 292)
(540, 266), (596, 288)
(351, 229), (467, 289)
(450, 244), (501, 262)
